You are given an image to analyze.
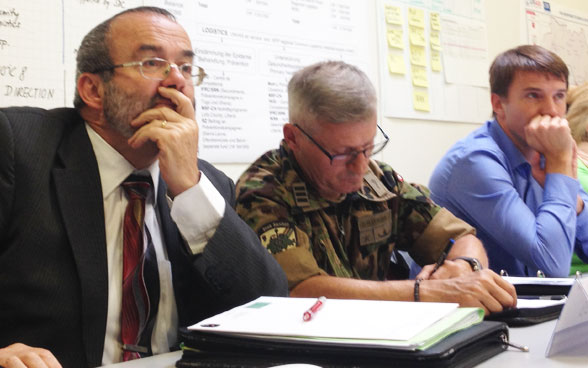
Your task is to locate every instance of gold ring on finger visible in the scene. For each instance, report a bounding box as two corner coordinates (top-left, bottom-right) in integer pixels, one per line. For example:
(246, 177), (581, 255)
(161, 120), (167, 128)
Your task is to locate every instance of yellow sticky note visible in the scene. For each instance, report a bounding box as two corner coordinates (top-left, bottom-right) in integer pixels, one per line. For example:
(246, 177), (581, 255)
(388, 53), (406, 75)
(413, 89), (430, 112)
(411, 65), (428, 87)
(431, 49), (442, 72)
(408, 7), (425, 28)
(387, 29), (404, 49)
(430, 12), (441, 31)
(410, 44), (426, 67)
(385, 5), (403, 25)
(409, 26), (426, 47)
(430, 31), (441, 50)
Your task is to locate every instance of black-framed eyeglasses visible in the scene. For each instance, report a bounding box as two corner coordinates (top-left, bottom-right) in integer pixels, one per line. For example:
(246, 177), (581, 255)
(293, 123), (389, 165)
(92, 57), (207, 86)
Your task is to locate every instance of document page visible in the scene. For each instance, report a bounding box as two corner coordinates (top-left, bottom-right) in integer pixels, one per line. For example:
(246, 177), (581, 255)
(190, 296), (458, 341)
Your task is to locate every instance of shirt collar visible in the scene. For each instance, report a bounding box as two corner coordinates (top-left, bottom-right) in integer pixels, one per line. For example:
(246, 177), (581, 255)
(85, 123), (160, 201)
(488, 119), (529, 170)
(279, 140), (392, 211)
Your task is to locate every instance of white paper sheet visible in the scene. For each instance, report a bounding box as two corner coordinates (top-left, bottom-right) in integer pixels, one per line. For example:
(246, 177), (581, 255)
(190, 296), (459, 341)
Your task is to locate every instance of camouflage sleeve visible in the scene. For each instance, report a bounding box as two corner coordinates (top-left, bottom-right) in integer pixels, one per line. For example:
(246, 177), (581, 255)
(391, 179), (474, 266)
(235, 173), (326, 290)
(410, 208), (476, 266)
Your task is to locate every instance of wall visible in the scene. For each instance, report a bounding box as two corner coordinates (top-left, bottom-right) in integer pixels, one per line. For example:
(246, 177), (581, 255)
(3, 0), (588, 185)
(219, 0), (588, 185)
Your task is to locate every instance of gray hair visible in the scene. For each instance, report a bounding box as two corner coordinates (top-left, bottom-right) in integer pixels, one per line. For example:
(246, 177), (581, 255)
(288, 60), (377, 131)
(73, 7), (176, 109)
(567, 82), (588, 143)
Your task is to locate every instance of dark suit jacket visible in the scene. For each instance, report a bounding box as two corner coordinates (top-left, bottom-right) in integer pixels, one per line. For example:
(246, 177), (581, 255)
(0, 107), (288, 368)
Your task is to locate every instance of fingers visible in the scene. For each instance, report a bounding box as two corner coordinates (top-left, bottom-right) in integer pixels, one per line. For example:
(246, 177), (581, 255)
(422, 270), (517, 316)
(129, 86), (194, 132)
(0, 343), (62, 368)
(468, 270), (517, 315)
(415, 264), (434, 280)
(158, 86), (194, 118)
(525, 115), (572, 150)
(124, 87), (200, 195)
(129, 106), (180, 132)
(526, 114), (575, 176)
(128, 104), (198, 150)
(491, 271), (518, 306)
(429, 259), (473, 280)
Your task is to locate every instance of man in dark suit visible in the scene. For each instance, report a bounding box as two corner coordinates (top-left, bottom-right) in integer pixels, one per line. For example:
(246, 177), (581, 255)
(0, 6), (287, 368)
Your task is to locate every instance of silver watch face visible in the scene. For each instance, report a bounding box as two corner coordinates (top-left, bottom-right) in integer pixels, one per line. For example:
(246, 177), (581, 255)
(471, 258), (481, 271)
(472, 260), (481, 271)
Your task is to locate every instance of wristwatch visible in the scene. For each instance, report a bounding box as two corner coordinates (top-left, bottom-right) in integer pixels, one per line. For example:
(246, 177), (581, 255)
(453, 257), (482, 272)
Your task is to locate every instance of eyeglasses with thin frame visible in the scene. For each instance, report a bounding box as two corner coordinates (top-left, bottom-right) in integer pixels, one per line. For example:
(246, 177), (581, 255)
(92, 57), (207, 86)
(293, 123), (389, 165)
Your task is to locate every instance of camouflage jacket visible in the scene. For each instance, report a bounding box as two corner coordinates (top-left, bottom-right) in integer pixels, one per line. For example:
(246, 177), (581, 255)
(235, 140), (475, 289)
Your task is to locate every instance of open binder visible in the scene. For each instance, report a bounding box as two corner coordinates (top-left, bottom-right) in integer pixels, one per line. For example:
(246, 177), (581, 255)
(177, 321), (508, 368)
(503, 276), (573, 296)
(177, 296), (509, 368)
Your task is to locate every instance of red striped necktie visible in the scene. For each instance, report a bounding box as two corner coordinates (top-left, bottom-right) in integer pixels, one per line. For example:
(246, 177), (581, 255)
(121, 175), (159, 361)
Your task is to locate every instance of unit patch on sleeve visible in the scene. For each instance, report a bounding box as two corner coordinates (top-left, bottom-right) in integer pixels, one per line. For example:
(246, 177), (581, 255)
(258, 221), (297, 254)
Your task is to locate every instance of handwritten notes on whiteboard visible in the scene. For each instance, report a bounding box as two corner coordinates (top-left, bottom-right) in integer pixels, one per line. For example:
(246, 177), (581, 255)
(1, 2), (63, 107)
(1, 0), (372, 164)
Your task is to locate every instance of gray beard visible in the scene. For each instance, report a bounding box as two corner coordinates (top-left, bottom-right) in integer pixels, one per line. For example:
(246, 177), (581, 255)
(102, 81), (157, 139)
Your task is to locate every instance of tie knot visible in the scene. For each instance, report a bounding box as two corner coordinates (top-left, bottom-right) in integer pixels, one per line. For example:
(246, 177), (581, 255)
(122, 174), (152, 200)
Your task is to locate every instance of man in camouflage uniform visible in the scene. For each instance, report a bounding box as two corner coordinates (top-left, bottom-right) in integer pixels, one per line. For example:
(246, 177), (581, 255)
(236, 61), (516, 314)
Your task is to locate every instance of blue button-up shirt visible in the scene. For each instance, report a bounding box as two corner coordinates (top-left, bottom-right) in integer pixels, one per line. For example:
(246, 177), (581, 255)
(429, 119), (588, 277)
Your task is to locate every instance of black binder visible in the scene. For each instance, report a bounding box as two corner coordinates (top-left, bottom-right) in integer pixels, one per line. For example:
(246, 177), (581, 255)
(514, 283), (571, 296)
(176, 321), (509, 368)
(486, 300), (564, 327)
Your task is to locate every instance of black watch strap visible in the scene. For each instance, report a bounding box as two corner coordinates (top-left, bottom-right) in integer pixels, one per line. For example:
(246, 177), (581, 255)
(453, 256), (482, 271)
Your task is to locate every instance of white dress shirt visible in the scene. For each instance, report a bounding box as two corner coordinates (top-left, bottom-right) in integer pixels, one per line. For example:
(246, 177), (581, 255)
(85, 125), (225, 365)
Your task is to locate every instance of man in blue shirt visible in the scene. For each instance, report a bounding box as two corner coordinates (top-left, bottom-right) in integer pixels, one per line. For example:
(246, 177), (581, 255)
(429, 45), (588, 277)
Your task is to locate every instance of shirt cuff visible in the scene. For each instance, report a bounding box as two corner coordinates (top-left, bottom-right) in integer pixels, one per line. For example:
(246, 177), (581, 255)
(544, 173), (579, 207)
(170, 172), (226, 255)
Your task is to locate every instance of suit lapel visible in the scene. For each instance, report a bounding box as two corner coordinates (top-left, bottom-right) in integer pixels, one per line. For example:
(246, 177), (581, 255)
(156, 177), (183, 263)
(53, 120), (108, 367)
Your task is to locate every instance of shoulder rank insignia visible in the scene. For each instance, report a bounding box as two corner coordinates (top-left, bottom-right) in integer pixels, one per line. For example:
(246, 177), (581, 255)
(292, 182), (311, 209)
(360, 171), (396, 201)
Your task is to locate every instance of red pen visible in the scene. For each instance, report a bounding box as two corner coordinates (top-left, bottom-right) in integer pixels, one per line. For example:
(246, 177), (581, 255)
(302, 296), (326, 322)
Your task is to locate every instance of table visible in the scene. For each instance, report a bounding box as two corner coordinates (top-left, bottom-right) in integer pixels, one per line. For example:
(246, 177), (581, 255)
(100, 320), (587, 367)
(477, 320), (586, 367)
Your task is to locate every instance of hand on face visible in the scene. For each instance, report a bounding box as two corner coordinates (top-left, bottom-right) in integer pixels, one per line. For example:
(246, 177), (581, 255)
(128, 86), (200, 197)
(524, 115), (576, 177)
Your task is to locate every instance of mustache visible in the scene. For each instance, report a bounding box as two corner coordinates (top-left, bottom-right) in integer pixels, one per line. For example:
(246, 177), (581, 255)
(151, 95), (176, 109)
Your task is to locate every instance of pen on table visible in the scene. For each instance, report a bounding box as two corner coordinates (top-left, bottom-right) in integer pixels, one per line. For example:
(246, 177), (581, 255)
(518, 295), (567, 301)
(431, 238), (454, 275)
(302, 296), (326, 322)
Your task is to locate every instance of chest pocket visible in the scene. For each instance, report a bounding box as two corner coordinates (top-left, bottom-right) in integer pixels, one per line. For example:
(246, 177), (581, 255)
(355, 209), (393, 247)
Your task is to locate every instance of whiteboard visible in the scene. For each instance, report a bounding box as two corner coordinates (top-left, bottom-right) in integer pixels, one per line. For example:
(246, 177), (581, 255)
(0, 0), (373, 164)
